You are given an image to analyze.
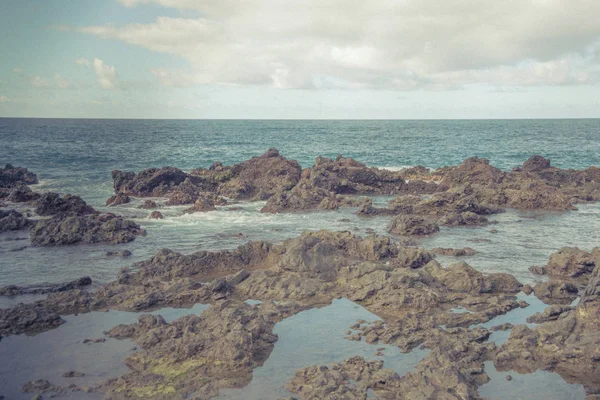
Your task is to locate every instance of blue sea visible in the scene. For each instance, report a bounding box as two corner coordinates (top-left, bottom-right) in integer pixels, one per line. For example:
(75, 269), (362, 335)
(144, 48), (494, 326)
(0, 118), (598, 399)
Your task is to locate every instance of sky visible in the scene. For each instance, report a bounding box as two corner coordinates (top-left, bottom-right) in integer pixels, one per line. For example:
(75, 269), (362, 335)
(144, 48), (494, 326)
(0, 0), (599, 119)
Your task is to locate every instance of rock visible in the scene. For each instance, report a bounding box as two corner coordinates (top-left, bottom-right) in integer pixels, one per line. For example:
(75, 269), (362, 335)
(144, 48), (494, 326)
(139, 200), (159, 209)
(533, 280), (579, 305)
(0, 276), (92, 296)
(439, 211), (489, 226)
(148, 211), (164, 220)
(6, 184), (40, 203)
(0, 164), (38, 188)
(522, 155), (552, 172)
(35, 192), (95, 216)
(388, 215), (439, 236)
(30, 213), (145, 246)
(0, 303), (65, 336)
(105, 194), (131, 207)
(526, 305), (574, 324)
(106, 250), (132, 257)
(261, 179), (358, 213)
(529, 265), (545, 275)
(506, 374), (513, 381)
(543, 247), (600, 279)
(430, 247), (477, 257)
(522, 284), (534, 295)
(184, 195), (217, 213)
(0, 209), (31, 232)
(491, 323), (514, 331)
(62, 371), (85, 378)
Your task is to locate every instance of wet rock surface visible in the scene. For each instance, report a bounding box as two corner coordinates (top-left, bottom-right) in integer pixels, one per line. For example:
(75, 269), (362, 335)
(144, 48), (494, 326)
(0, 276), (91, 296)
(4, 153), (600, 399)
(0, 209), (31, 232)
(495, 262), (600, 395)
(0, 164), (38, 188)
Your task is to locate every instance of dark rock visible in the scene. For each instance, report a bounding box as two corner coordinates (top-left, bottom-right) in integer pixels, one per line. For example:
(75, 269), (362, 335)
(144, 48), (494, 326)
(0, 164), (38, 188)
(388, 215), (439, 236)
(148, 211), (164, 220)
(106, 250), (132, 257)
(533, 280), (579, 305)
(62, 371), (85, 378)
(105, 194), (131, 207)
(30, 213), (145, 246)
(522, 155), (552, 172)
(491, 322), (514, 331)
(139, 200), (159, 209)
(35, 192), (95, 216)
(0, 209), (31, 232)
(543, 247), (600, 279)
(0, 276), (91, 296)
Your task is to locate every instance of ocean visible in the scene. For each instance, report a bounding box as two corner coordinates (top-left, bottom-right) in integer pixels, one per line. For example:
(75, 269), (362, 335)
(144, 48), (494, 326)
(0, 118), (598, 399)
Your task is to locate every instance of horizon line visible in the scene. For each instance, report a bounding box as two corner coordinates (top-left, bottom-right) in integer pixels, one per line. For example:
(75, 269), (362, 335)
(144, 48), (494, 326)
(0, 117), (599, 121)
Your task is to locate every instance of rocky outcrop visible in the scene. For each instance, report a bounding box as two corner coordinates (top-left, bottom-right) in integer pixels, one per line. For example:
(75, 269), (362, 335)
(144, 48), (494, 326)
(35, 192), (95, 216)
(495, 262), (600, 396)
(102, 301), (283, 399)
(140, 200), (159, 209)
(30, 213), (145, 246)
(261, 179), (363, 213)
(111, 148), (302, 203)
(542, 247), (600, 279)
(533, 280), (579, 305)
(0, 164), (38, 188)
(182, 194), (224, 213)
(388, 215), (439, 236)
(0, 303), (65, 336)
(0, 276), (92, 296)
(0, 209), (31, 232)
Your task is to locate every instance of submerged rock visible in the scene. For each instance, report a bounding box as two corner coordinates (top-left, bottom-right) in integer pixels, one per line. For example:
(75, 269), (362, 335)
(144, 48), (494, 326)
(431, 247), (477, 257)
(148, 211), (164, 220)
(106, 194), (131, 207)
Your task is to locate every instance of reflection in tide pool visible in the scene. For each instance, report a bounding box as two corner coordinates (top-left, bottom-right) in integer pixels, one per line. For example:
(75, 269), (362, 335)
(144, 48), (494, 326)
(218, 298), (428, 399)
(480, 361), (585, 400)
(0, 303), (208, 400)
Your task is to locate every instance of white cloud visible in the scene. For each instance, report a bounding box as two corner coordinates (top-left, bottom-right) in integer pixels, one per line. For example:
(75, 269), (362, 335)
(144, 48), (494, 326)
(93, 58), (119, 89)
(13, 67), (22, 74)
(76, 58), (120, 89)
(76, 0), (600, 90)
(0, 96), (10, 103)
(76, 58), (91, 67)
(31, 76), (49, 88)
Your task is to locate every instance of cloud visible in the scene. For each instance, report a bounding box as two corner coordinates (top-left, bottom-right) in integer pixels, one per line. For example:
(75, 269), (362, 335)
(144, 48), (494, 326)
(0, 96), (10, 103)
(31, 76), (49, 88)
(30, 74), (73, 89)
(13, 67), (22, 74)
(76, 58), (120, 89)
(75, 0), (600, 89)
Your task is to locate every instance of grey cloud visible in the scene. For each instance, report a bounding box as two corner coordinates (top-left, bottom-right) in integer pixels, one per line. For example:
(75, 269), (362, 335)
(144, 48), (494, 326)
(82, 0), (600, 89)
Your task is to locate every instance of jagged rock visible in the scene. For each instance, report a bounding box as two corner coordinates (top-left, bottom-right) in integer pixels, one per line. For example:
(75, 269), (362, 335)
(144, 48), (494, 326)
(148, 211), (164, 220)
(0, 209), (31, 232)
(35, 192), (95, 216)
(62, 371), (85, 378)
(533, 280), (579, 305)
(6, 183), (40, 203)
(491, 322), (514, 331)
(388, 215), (439, 236)
(140, 200), (159, 209)
(0, 276), (91, 296)
(439, 211), (489, 226)
(106, 194), (131, 207)
(522, 155), (552, 172)
(543, 247), (600, 279)
(183, 195), (217, 213)
(30, 213), (145, 246)
(0, 164), (38, 188)
(526, 305), (574, 324)
(103, 301), (282, 399)
(0, 303), (65, 336)
(495, 262), (600, 395)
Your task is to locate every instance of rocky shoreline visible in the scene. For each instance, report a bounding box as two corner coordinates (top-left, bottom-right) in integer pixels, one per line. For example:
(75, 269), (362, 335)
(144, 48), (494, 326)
(1, 151), (600, 399)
